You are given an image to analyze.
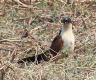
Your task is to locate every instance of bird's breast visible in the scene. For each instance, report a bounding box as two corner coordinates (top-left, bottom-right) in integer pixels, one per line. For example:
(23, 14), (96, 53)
(61, 31), (75, 51)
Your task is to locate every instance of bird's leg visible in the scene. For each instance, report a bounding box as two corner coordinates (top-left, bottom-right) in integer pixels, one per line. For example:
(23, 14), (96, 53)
(50, 49), (69, 62)
(62, 48), (69, 58)
(68, 48), (77, 59)
(69, 44), (77, 59)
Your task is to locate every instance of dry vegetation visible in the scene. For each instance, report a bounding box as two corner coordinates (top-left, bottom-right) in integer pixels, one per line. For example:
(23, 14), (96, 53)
(0, 0), (96, 80)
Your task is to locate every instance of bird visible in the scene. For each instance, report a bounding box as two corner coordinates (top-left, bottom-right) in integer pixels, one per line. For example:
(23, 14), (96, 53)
(17, 16), (75, 64)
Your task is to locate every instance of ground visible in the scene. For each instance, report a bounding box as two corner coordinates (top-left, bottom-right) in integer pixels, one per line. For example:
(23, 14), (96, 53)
(0, 0), (96, 80)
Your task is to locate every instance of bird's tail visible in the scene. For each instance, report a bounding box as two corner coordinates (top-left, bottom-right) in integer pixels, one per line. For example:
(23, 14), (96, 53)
(17, 50), (51, 64)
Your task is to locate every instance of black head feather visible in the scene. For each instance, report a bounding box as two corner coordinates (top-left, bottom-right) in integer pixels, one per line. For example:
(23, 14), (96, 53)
(61, 17), (71, 24)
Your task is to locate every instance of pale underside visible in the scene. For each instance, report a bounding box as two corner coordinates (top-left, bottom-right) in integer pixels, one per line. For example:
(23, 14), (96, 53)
(50, 25), (75, 61)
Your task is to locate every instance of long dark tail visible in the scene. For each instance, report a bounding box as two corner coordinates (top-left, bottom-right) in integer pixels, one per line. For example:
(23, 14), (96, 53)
(17, 50), (50, 64)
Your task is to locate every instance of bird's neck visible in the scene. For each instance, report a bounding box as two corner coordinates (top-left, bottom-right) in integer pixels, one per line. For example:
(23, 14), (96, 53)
(60, 23), (73, 36)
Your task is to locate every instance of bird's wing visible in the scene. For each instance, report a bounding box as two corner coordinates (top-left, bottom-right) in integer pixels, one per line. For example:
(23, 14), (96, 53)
(50, 35), (64, 56)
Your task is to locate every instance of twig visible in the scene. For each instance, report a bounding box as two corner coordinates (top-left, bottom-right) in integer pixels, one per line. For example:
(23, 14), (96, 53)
(14, 0), (33, 8)
(10, 47), (18, 62)
(0, 48), (13, 51)
(0, 39), (32, 43)
(0, 39), (21, 42)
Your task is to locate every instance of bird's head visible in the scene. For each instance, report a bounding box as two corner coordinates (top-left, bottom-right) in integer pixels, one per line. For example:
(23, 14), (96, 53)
(61, 16), (72, 29)
(61, 16), (72, 24)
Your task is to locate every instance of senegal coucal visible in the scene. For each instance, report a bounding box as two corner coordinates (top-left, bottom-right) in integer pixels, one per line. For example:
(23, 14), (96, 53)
(18, 16), (75, 64)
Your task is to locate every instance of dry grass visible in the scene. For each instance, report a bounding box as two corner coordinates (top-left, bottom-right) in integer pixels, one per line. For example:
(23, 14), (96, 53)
(0, 0), (96, 80)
